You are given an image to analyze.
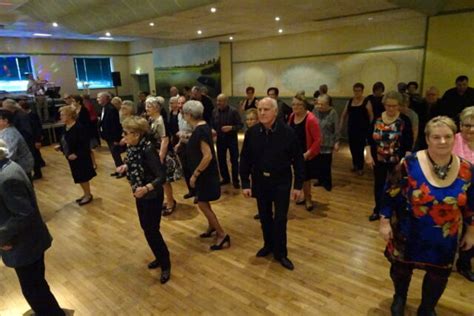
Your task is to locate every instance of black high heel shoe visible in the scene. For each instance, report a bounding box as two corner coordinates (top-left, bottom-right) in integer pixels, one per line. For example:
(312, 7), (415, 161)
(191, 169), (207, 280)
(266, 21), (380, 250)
(210, 235), (230, 251)
(199, 228), (216, 238)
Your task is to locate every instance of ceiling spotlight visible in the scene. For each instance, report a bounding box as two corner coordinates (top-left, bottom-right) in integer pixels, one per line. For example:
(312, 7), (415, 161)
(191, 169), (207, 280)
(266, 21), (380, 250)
(229, 36), (233, 40)
(105, 32), (111, 37)
(149, 22), (155, 26)
(52, 22), (58, 27)
(33, 33), (52, 37)
(197, 30), (202, 35)
(278, 29), (283, 33)
(210, 7), (216, 13)
(275, 16), (280, 21)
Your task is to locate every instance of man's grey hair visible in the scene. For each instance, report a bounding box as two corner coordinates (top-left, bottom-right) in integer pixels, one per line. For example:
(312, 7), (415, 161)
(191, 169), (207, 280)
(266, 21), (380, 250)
(317, 94), (330, 105)
(191, 86), (201, 93)
(259, 97), (278, 110)
(0, 139), (9, 160)
(183, 100), (204, 120)
(98, 92), (111, 99)
(2, 99), (21, 112)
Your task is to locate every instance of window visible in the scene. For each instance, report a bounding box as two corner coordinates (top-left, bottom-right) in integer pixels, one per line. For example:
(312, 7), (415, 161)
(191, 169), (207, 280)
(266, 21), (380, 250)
(0, 56), (33, 92)
(73, 57), (114, 89)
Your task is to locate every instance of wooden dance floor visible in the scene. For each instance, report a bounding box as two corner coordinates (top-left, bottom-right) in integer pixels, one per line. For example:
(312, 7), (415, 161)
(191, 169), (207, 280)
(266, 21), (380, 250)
(1, 144), (473, 315)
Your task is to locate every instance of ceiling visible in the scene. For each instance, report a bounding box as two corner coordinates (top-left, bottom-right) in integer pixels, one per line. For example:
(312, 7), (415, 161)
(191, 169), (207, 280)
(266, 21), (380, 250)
(0, 0), (471, 43)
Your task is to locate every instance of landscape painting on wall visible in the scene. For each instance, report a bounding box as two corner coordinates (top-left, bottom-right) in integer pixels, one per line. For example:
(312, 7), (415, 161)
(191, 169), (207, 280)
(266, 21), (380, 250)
(153, 42), (221, 97)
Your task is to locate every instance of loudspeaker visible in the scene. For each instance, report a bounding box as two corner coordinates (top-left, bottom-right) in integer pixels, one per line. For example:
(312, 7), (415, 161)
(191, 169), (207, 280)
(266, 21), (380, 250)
(111, 71), (122, 87)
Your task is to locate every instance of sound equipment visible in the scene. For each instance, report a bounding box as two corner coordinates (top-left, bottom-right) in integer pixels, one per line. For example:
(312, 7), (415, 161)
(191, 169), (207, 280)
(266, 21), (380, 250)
(111, 72), (122, 87)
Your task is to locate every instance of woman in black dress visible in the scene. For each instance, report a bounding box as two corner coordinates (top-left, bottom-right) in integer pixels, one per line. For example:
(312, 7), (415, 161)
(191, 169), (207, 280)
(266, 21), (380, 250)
(183, 100), (230, 250)
(57, 105), (96, 205)
(116, 116), (171, 284)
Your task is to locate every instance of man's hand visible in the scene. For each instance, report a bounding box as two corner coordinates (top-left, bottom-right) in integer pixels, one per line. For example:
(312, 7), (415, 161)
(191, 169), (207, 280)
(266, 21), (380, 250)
(242, 188), (252, 198)
(290, 189), (301, 201)
(221, 126), (233, 133)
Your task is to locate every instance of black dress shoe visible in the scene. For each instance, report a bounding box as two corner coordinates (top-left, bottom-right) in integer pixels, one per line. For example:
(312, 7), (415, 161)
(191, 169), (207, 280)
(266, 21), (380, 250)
(417, 306), (437, 316)
(390, 295), (406, 316)
(278, 257), (294, 270)
(78, 195), (93, 206)
(32, 173), (43, 180)
(256, 247), (272, 257)
(458, 269), (474, 282)
(148, 260), (160, 269)
(369, 213), (380, 221)
(253, 213), (260, 220)
(115, 173), (126, 179)
(220, 180), (230, 186)
(323, 184), (332, 192)
(160, 269), (171, 284)
(183, 192), (195, 199)
(110, 172), (119, 177)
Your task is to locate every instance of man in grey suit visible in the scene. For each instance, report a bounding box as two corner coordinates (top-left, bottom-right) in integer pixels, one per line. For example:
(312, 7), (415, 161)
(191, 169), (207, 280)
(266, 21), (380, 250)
(0, 139), (65, 315)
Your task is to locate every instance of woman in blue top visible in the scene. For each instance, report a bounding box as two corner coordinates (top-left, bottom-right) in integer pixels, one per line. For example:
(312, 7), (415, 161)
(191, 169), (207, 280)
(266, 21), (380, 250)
(380, 116), (474, 316)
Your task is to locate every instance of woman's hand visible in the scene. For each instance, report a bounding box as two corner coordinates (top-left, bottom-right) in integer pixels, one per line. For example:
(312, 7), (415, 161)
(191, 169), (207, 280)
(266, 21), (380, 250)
(133, 186), (148, 199)
(242, 189), (252, 198)
(365, 154), (375, 169)
(67, 154), (78, 160)
(379, 217), (393, 242)
(333, 142), (340, 153)
(460, 228), (474, 251)
(116, 164), (127, 174)
(303, 152), (309, 161)
(190, 175), (196, 188)
(54, 145), (61, 151)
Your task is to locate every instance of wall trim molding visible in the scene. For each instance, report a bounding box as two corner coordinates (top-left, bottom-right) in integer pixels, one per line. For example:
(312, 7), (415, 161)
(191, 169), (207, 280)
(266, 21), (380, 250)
(233, 45), (425, 64)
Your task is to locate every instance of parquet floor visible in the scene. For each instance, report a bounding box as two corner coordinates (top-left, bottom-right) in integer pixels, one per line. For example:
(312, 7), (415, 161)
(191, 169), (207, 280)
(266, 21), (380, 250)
(0, 143), (473, 315)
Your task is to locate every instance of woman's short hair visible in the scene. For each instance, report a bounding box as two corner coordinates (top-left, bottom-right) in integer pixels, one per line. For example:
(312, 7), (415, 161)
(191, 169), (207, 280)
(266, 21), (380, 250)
(121, 116), (149, 136)
(294, 92), (309, 110)
(169, 96), (179, 104)
(373, 81), (385, 93)
(72, 95), (83, 105)
(0, 138), (9, 160)
(111, 96), (122, 105)
(460, 106), (474, 124)
(59, 105), (78, 120)
(183, 100), (204, 120)
(382, 90), (404, 105)
(246, 108), (257, 118)
(246, 86), (255, 94)
(317, 94), (330, 105)
(0, 109), (14, 124)
(121, 100), (135, 114)
(145, 96), (163, 110)
(424, 116), (457, 138)
(353, 82), (364, 90)
(1, 99), (21, 112)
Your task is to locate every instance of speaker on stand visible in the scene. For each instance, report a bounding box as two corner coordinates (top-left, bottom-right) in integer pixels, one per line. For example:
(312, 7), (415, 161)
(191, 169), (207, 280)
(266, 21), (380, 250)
(111, 71), (122, 96)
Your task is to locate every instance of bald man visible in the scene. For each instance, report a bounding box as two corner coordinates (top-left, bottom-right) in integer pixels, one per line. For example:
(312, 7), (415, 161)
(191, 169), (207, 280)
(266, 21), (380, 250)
(211, 94), (243, 188)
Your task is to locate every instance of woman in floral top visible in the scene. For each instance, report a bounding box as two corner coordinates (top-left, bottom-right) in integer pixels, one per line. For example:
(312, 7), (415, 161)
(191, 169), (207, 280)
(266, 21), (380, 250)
(365, 91), (413, 222)
(380, 116), (474, 316)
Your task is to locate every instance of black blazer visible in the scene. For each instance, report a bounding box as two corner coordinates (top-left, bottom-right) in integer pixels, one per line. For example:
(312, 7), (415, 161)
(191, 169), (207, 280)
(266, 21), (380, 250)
(0, 159), (52, 268)
(99, 103), (122, 142)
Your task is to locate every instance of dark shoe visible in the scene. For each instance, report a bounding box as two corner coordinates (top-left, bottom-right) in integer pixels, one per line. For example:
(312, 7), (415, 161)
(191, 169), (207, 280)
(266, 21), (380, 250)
(193, 197), (198, 204)
(417, 306), (437, 316)
(458, 269), (474, 282)
(305, 200), (314, 211)
(219, 180), (230, 186)
(390, 295), (406, 316)
(183, 192), (195, 199)
(148, 260), (160, 269)
(110, 172), (119, 177)
(253, 213), (260, 220)
(256, 247), (272, 257)
(32, 173), (43, 180)
(233, 182), (241, 189)
(78, 195), (93, 206)
(199, 228), (216, 238)
(115, 173), (126, 179)
(75, 196), (85, 203)
(163, 200), (177, 216)
(295, 199), (305, 205)
(160, 269), (171, 284)
(369, 213), (380, 221)
(277, 257), (294, 270)
(210, 235), (230, 250)
(323, 183), (332, 192)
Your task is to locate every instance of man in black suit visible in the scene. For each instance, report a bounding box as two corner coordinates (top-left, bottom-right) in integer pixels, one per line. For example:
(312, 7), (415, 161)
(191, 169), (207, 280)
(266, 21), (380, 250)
(97, 92), (124, 178)
(191, 86), (214, 125)
(0, 139), (65, 315)
(441, 75), (474, 123)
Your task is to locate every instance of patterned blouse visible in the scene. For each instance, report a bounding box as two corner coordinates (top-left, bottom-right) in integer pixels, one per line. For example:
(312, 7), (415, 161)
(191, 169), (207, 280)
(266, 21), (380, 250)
(381, 153), (474, 269)
(369, 114), (413, 164)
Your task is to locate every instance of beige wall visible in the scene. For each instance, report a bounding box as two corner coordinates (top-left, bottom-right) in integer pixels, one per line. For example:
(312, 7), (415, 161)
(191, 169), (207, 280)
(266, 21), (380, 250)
(229, 17), (426, 97)
(423, 11), (474, 94)
(0, 37), (131, 97)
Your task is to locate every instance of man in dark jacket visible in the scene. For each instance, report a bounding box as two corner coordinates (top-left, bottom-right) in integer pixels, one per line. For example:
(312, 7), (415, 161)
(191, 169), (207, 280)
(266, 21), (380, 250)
(97, 92), (124, 178)
(441, 75), (474, 123)
(0, 139), (65, 315)
(191, 86), (214, 125)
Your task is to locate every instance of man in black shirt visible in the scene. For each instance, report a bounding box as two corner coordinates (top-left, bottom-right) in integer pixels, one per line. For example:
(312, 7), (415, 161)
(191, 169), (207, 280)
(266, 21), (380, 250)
(366, 81), (385, 120)
(240, 97), (304, 271)
(441, 75), (474, 123)
(212, 94), (243, 188)
(267, 87), (292, 122)
(191, 86), (213, 125)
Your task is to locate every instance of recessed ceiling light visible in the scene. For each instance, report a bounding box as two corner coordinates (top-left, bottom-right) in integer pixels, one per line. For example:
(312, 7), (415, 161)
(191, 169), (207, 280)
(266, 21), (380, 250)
(229, 36), (233, 40)
(149, 22), (155, 26)
(278, 29), (283, 33)
(52, 22), (58, 27)
(368, 17), (373, 21)
(210, 7), (216, 13)
(105, 32), (111, 37)
(197, 30), (202, 35)
(99, 37), (114, 40)
(275, 16), (280, 21)
(33, 33), (52, 37)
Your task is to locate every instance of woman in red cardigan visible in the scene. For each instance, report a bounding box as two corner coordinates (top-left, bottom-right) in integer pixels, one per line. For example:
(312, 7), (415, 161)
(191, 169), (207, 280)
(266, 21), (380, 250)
(288, 93), (322, 211)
